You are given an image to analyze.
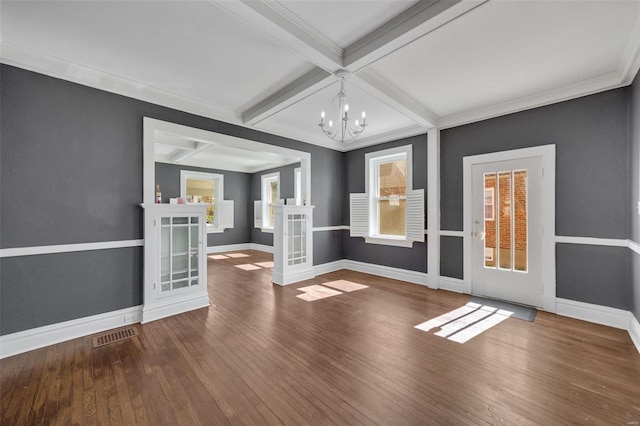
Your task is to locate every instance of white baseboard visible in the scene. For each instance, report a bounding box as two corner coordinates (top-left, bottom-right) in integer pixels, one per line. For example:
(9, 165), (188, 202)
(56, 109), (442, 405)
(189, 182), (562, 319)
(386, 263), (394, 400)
(206, 243), (273, 254)
(630, 314), (640, 354)
(272, 268), (316, 286)
(342, 259), (428, 286)
(207, 243), (251, 254)
(314, 260), (345, 276)
(556, 298), (630, 330)
(141, 294), (210, 324)
(250, 243), (273, 253)
(438, 276), (465, 293)
(0, 305), (142, 359)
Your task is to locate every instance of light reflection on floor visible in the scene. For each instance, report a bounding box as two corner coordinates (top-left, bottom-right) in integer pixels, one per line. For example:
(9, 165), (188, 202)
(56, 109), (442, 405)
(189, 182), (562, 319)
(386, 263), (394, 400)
(415, 302), (513, 344)
(295, 281), (369, 301)
(234, 264), (262, 271)
(225, 253), (250, 258)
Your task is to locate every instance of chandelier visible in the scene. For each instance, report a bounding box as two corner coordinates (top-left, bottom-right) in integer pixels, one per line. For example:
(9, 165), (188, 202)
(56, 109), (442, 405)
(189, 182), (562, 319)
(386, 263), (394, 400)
(318, 70), (367, 143)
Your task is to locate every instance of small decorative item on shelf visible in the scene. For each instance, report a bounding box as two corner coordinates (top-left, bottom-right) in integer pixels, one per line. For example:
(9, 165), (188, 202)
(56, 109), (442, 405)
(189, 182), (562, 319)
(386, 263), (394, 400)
(156, 185), (162, 204)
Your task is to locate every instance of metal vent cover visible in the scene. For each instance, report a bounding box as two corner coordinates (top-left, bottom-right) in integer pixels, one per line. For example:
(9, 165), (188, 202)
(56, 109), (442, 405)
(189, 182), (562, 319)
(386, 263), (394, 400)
(92, 327), (139, 348)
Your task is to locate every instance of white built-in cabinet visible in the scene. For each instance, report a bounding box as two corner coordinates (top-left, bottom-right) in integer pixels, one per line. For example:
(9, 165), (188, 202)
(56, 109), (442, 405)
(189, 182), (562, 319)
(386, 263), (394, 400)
(272, 205), (315, 285)
(140, 204), (210, 323)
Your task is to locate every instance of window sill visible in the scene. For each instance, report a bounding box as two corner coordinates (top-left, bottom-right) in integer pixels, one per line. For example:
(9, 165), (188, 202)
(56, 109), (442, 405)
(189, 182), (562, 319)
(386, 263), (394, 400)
(364, 236), (414, 248)
(260, 228), (274, 234)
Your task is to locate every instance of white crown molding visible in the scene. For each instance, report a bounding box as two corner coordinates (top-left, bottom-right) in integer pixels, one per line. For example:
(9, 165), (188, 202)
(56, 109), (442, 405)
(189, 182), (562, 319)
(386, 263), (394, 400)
(338, 125), (428, 152)
(439, 71), (626, 129)
(0, 239), (144, 258)
(0, 41), (242, 124)
(620, 4), (640, 85)
(0, 305), (142, 359)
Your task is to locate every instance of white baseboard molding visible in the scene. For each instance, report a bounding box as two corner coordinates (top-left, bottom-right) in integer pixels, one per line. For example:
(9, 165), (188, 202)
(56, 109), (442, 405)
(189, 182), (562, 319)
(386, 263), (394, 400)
(314, 260), (345, 276)
(630, 314), (640, 354)
(438, 276), (465, 293)
(0, 305), (142, 359)
(207, 243), (251, 254)
(556, 298), (630, 330)
(250, 243), (273, 253)
(141, 294), (210, 324)
(272, 268), (316, 286)
(206, 243), (273, 254)
(342, 259), (428, 286)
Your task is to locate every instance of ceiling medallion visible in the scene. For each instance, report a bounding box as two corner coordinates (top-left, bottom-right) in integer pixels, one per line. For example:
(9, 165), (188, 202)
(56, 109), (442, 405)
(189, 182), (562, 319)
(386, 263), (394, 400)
(318, 70), (367, 143)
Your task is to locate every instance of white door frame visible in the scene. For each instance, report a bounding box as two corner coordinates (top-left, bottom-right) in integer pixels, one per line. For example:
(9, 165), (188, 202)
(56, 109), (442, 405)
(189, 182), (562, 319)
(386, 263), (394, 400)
(463, 145), (556, 313)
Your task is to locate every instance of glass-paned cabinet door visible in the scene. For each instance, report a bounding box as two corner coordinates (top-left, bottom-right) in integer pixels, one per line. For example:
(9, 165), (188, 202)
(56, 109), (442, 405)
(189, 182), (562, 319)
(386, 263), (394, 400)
(287, 213), (307, 266)
(158, 214), (201, 296)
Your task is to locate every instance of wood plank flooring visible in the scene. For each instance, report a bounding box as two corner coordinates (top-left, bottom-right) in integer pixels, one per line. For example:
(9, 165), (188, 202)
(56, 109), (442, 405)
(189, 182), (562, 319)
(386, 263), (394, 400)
(2, 249), (640, 425)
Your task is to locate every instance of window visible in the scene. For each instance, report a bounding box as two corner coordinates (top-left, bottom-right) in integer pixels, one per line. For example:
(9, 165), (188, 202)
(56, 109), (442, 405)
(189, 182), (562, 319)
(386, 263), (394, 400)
(255, 172), (280, 231)
(350, 145), (424, 247)
(180, 170), (234, 233)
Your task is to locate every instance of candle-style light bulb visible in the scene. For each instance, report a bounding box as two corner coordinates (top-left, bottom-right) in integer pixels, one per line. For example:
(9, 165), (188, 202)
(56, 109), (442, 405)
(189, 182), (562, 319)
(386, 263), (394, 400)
(355, 119), (359, 127)
(321, 111), (325, 119)
(344, 104), (349, 112)
(362, 111), (366, 119)
(329, 120), (333, 128)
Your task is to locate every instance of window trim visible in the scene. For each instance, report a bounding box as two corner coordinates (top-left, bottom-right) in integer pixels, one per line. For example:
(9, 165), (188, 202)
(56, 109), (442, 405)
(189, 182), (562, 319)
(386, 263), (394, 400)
(294, 167), (302, 206)
(180, 170), (224, 233)
(260, 172), (280, 232)
(364, 145), (414, 247)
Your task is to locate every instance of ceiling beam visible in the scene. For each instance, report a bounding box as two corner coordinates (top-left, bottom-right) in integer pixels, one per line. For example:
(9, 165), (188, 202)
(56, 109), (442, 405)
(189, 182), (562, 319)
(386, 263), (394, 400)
(235, 0), (487, 135)
(211, 0), (343, 71)
(344, 0), (487, 71)
(243, 67), (332, 126)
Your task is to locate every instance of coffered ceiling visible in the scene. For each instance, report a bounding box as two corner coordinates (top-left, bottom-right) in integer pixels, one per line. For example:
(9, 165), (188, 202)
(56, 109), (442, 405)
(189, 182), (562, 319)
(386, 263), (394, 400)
(2, 0), (639, 152)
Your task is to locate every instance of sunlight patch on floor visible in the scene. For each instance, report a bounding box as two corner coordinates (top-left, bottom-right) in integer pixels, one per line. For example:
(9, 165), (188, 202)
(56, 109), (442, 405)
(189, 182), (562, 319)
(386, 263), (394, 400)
(226, 253), (250, 258)
(323, 280), (369, 292)
(208, 254), (229, 260)
(235, 264), (261, 271)
(296, 285), (343, 301)
(255, 261), (274, 268)
(415, 302), (513, 344)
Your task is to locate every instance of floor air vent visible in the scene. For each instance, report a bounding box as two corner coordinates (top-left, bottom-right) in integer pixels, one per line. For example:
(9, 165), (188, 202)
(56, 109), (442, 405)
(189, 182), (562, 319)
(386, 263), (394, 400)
(93, 327), (139, 348)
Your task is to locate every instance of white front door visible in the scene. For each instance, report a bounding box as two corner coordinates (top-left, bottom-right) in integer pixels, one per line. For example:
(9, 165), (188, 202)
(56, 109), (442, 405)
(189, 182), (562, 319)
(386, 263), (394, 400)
(471, 157), (543, 307)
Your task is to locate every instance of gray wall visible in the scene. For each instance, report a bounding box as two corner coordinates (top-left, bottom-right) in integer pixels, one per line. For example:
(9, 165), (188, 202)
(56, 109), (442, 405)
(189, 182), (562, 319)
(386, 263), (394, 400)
(0, 64), (343, 334)
(630, 72), (640, 321)
(342, 135), (428, 273)
(440, 88), (631, 309)
(155, 162), (252, 247)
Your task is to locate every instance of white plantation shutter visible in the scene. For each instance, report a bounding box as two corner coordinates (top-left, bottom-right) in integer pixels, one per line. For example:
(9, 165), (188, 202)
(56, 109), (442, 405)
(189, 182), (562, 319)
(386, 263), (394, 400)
(350, 193), (369, 237)
(218, 200), (234, 230)
(254, 200), (262, 228)
(406, 189), (424, 242)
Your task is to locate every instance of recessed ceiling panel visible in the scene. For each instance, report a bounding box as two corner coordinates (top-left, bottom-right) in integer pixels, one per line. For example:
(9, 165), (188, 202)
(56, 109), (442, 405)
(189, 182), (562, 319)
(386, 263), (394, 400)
(370, 0), (640, 117)
(278, 0), (420, 48)
(1, 1), (315, 112)
(256, 79), (421, 147)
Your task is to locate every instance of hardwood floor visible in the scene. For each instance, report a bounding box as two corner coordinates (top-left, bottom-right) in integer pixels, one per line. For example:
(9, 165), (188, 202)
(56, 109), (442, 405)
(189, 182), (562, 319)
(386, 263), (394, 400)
(2, 249), (640, 425)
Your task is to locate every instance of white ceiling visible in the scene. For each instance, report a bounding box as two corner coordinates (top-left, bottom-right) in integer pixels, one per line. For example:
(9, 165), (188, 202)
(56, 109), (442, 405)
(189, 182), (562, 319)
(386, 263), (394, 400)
(2, 0), (639, 153)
